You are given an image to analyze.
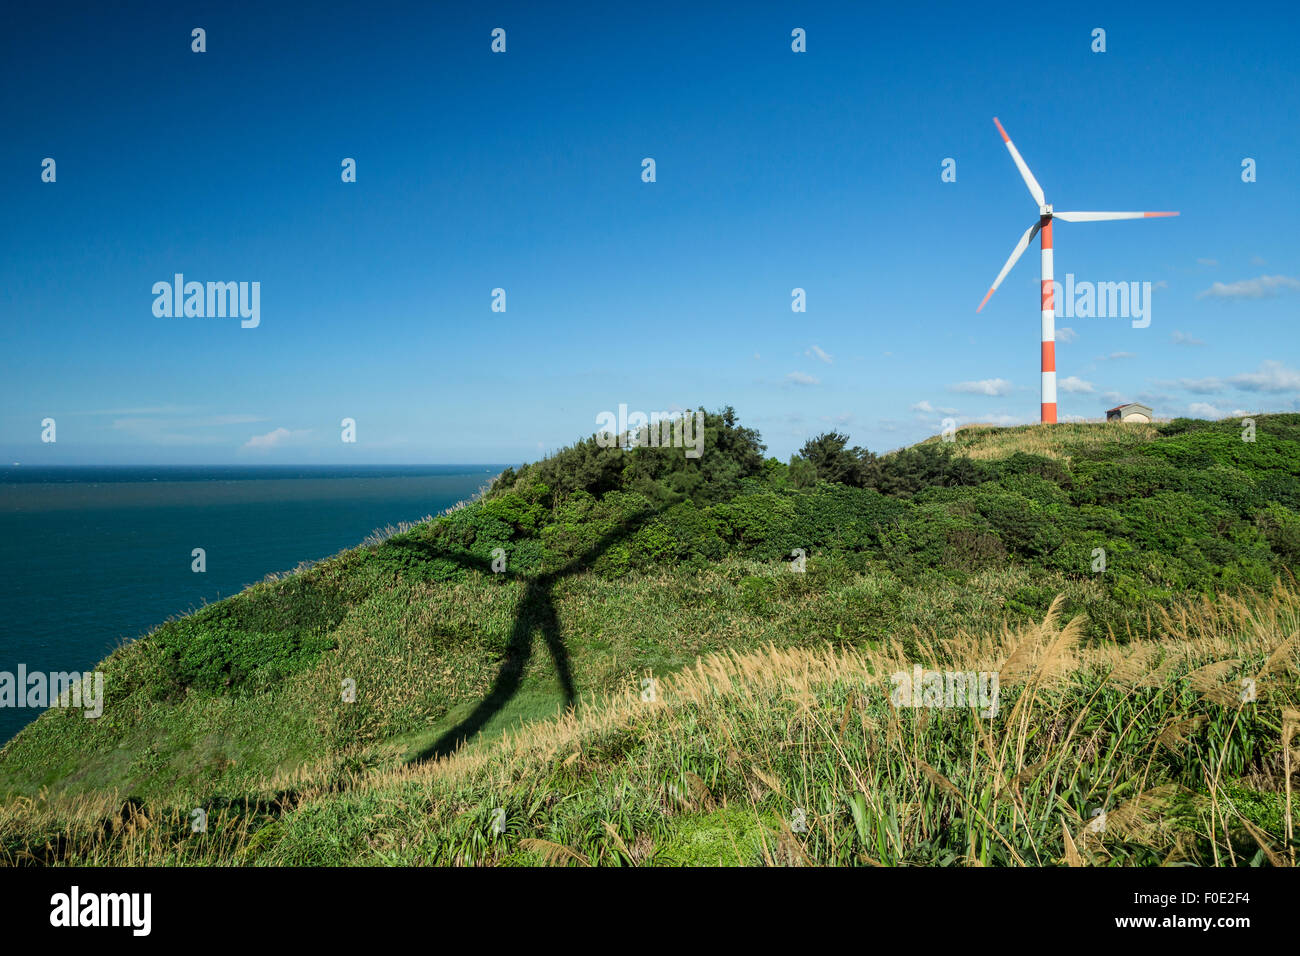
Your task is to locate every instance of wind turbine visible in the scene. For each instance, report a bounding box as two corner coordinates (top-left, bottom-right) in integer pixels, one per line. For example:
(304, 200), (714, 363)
(975, 117), (1178, 424)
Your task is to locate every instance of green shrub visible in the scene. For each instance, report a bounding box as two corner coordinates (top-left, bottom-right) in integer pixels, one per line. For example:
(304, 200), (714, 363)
(1257, 503), (1300, 562)
(155, 617), (335, 695)
(974, 489), (1064, 558)
(738, 575), (775, 613)
(709, 494), (801, 560)
(879, 505), (999, 575)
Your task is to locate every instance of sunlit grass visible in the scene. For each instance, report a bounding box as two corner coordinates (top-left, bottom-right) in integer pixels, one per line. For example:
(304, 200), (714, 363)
(3, 583), (1295, 866)
(917, 421), (1160, 462)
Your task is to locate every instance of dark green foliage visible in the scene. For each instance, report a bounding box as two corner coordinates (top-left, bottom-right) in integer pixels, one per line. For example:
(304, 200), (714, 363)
(790, 432), (994, 496)
(471, 412), (1300, 627)
(154, 613), (335, 696)
(972, 489), (1064, 558)
(738, 575), (775, 612)
(1071, 457), (1191, 505)
(796, 432), (871, 485)
(861, 443), (987, 496)
(989, 451), (1072, 488)
(710, 493), (801, 560)
(1257, 503), (1300, 562)
(130, 569), (351, 697)
(489, 406), (766, 509)
(789, 484), (910, 552)
(786, 455), (818, 489)
(879, 503), (1003, 575)
(540, 490), (656, 573)
(205, 570), (352, 636)
(628, 500), (725, 568)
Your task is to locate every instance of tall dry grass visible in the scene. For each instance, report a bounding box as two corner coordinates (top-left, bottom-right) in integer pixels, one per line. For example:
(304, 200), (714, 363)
(917, 421), (1159, 461)
(8, 583), (1293, 866)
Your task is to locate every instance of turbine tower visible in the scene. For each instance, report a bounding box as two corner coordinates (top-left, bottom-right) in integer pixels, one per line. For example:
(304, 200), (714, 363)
(976, 117), (1178, 424)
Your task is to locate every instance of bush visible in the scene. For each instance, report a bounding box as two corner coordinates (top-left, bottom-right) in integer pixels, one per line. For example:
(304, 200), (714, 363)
(1071, 457), (1189, 506)
(1257, 503), (1300, 562)
(710, 493), (801, 560)
(788, 484), (910, 552)
(879, 504), (1000, 575)
(489, 406), (767, 509)
(738, 575), (775, 613)
(863, 444), (987, 497)
(629, 501), (725, 568)
(973, 489), (1064, 558)
(155, 616), (335, 695)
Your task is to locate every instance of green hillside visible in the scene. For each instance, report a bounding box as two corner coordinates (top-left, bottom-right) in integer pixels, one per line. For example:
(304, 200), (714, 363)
(2, 410), (1298, 866)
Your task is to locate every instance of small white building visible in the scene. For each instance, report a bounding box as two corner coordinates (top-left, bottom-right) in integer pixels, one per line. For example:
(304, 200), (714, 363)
(1106, 402), (1152, 423)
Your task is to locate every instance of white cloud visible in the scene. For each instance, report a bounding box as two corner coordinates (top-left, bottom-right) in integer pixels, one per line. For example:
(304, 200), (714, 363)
(949, 378), (1013, 397)
(975, 413), (1028, 427)
(1230, 360), (1300, 393)
(109, 413), (270, 445)
(202, 415), (270, 426)
(1171, 331), (1205, 346)
(818, 412), (856, 426)
(1103, 351), (1135, 360)
(1167, 361), (1300, 396)
(1197, 274), (1300, 299)
(84, 405), (199, 416)
(110, 419), (210, 446)
(911, 400), (957, 415)
(1187, 402), (1223, 418)
(1175, 375), (1225, 394)
(113, 414), (266, 429)
(785, 371), (820, 386)
(1196, 258), (1219, 267)
(1058, 376), (1094, 394)
(805, 345), (833, 364)
(242, 427), (312, 450)
(1056, 327), (1078, 344)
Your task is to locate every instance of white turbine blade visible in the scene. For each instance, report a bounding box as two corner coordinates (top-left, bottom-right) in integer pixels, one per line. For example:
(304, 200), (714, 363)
(1053, 210), (1180, 222)
(976, 220), (1041, 312)
(993, 117), (1045, 207)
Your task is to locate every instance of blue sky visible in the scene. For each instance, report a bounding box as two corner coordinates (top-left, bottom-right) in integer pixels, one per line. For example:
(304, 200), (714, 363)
(2, 0), (1297, 465)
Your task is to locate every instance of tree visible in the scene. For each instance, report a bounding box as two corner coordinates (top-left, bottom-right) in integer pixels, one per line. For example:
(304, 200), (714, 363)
(797, 432), (867, 486)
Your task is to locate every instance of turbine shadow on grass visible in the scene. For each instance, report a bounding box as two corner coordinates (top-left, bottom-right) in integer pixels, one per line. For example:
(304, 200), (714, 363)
(392, 507), (656, 764)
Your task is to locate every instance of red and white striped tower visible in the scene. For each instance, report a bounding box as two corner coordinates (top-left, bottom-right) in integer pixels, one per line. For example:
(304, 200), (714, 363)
(976, 117), (1177, 426)
(1039, 214), (1056, 423)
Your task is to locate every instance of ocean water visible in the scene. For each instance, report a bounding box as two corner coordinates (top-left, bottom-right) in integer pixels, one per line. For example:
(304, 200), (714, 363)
(0, 465), (502, 744)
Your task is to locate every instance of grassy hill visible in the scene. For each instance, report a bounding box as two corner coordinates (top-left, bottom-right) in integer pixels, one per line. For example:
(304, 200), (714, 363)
(2, 410), (1298, 865)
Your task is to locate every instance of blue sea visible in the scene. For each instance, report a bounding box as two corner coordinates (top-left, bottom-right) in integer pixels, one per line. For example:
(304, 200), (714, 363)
(0, 465), (502, 744)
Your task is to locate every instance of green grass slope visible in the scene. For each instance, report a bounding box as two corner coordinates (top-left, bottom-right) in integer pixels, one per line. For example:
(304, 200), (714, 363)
(1, 410), (1298, 865)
